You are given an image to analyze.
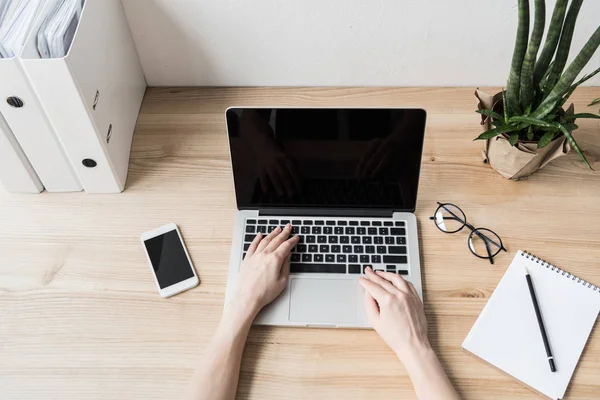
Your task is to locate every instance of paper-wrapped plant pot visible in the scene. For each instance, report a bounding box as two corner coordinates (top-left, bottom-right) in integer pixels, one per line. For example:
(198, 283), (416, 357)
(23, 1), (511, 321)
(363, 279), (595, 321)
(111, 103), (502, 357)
(475, 89), (571, 181)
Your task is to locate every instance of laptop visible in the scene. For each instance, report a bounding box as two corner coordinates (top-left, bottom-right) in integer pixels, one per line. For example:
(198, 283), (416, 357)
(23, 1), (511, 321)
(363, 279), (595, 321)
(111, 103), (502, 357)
(224, 108), (427, 328)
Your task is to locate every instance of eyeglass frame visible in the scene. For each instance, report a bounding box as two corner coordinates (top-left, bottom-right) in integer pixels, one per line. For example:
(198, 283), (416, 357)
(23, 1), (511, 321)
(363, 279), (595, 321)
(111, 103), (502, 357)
(429, 202), (507, 264)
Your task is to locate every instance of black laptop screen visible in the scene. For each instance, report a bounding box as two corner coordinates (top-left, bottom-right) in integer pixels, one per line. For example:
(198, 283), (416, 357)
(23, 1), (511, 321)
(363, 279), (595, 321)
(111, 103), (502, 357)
(226, 108), (427, 212)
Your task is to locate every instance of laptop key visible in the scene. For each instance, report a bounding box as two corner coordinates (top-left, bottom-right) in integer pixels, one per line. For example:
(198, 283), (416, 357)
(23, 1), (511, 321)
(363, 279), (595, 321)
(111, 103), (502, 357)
(384, 221), (393, 226)
(244, 235), (254, 242)
(306, 236), (316, 243)
(303, 220), (313, 225)
(362, 236), (372, 244)
(257, 226), (267, 233)
(320, 245), (330, 253)
(247, 219), (257, 224)
(368, 228), (377, 235)
(351, 236), (361, 244)
(324, 227), (333, 234)
(296, 244), (307, 253)
(395, 221), (405, 226)
(391, 228), (406, 236)
(343, 245), (352, 253)
(386, 265), (396, 272)
(383, 255), (408, 264)
(362, 265), (372, 273)
(308, 245), (318, 253)
(346, 227), (355, 235)
(328, 236), (338, 244)
(357, 227), (366, 235)
(354, 245), (364, 253)
(366, 246), (375, 254)
(377, 246), (387, 254)
(314, 254), (324, 262)
(325, 254), (335, 263)
(317, 236), (327, 243)
(269, 220), (278, 225)
(337, 221), (347, 226)
(331, 245), (341, 253)
(360, 255), (369, 263)
(281, 220), (290, 225)
(337, 255), (346, 263)
(315, 220), (325, 226)
(372, 255), (381, 263)
(312, 227), (321, 234)
(379, 228), (389, 235)
(389, 246), (407, 254)
(246, 226), (255, 233)
(291, 253), (301, 262)
(243, 252), (247, 260)
(301, 226), (310, 234)
(291, 263), (346, 274)
(268, 226), (277, 232)
(360, 221), (370, 226)
(349, 221), (359, 226)
(340, 236), (349, 243)
(348, 264), (361, 274)
(374, 237), (383, 244)
(349, 255), (358, 263)
(326, 221), (336, 226)
(385, 237), (394, 245)
(291, 226), (300, 234)
(243, 243), (250, 251)
(292, 220), (302, 225)
(302, 254), (312, 262)
(397, 270), (409, 275)
(396, 237), (407, 245)
(258, 219), (268, 224)
(372, 221), (382, 226)
(335, 227), (344, 235)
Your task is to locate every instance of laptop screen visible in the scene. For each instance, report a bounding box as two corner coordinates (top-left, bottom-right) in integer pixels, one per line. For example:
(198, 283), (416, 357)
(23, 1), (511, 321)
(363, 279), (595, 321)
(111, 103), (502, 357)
(226, 108), (427, 212)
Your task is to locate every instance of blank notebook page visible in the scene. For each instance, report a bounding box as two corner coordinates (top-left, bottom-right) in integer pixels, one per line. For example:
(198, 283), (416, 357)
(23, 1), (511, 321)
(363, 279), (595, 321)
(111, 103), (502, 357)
(462, 251), (600, 400)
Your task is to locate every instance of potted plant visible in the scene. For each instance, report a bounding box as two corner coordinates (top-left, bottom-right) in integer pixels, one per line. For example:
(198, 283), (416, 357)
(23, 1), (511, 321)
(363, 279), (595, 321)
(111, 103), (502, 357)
(475, 0), (600, 180)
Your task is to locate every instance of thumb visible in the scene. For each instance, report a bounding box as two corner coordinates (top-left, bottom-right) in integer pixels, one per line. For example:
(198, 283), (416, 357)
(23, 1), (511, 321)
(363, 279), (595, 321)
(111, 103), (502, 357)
(361, 283), (380, 326)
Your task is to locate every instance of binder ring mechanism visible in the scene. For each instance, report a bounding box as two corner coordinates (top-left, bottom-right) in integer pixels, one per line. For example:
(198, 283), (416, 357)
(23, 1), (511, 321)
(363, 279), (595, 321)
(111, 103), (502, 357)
(522, 251), (599, 293)
(7, 96), (24, 108)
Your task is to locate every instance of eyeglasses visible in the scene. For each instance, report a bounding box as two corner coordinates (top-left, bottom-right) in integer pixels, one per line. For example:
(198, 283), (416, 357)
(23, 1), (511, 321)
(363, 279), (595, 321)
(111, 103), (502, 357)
(429, 202), (507, 264)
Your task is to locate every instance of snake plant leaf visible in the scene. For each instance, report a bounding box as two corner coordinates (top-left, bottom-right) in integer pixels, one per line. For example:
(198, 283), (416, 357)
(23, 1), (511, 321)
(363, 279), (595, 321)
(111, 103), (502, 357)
(509, 132), (519, 146)
(509, 116), (556, 129)
(565, 113), (600, 120)
(556, 123), (593, 170)
(526, 126), (534, 141)
(558, 66), (600, 109)
(537, 131), (556, 148)
(531, 26), (600, 120)
(520, 0), (545, 109)
(589, 98), (600, 107)
(542, 0), (584, 94)
(475, 124), (520, 141)
(533, 0), (568, 87)
(506, 0), (529, 115)
(476, 109), (504, 122)
(502, 88), (509, 122)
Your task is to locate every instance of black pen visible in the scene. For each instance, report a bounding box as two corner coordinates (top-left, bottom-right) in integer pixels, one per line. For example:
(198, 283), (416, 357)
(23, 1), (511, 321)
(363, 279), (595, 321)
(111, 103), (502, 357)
(524, 266), (556, 372)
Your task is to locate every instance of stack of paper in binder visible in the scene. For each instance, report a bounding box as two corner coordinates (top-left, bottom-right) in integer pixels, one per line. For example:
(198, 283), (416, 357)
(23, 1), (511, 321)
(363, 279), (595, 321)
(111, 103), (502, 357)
(0, 0), (146, 194)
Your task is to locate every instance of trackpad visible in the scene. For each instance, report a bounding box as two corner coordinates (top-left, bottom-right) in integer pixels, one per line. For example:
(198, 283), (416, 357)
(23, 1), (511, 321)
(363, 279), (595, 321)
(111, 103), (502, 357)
(289, 279), (357, 324)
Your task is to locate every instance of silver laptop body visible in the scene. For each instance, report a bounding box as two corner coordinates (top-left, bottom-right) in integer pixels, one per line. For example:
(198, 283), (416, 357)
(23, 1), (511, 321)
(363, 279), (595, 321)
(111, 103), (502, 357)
(224, 107), (427, 329)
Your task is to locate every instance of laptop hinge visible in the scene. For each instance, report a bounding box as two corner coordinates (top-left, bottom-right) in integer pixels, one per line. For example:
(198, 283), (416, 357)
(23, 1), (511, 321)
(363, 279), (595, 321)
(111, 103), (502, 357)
(257, 208), (395, 218)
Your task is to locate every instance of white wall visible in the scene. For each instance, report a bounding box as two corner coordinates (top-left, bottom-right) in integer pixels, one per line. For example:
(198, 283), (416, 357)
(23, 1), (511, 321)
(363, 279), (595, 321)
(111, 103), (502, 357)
(122, 0), (600, 87)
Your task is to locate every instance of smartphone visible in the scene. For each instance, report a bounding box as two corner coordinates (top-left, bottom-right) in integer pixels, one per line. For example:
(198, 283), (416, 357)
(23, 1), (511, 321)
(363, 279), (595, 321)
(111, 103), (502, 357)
(141, 223), (199, 298)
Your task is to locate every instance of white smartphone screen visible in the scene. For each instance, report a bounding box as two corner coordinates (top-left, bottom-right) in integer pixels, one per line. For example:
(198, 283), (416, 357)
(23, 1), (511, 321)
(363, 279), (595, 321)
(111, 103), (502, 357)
(143, 230), (194, 289)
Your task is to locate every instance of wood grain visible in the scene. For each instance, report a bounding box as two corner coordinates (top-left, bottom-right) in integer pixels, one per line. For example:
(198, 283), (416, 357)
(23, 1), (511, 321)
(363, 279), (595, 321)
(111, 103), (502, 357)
(1, 87), (599, 400)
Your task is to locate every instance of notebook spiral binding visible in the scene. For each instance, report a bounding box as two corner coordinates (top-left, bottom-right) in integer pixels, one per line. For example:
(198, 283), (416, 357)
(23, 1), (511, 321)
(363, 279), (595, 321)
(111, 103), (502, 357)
(522, 251), (599, 294)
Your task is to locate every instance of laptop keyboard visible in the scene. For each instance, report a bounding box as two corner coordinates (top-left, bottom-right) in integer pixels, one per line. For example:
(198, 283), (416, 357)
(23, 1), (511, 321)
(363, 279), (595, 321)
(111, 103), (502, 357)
(242, 218), (408, 275)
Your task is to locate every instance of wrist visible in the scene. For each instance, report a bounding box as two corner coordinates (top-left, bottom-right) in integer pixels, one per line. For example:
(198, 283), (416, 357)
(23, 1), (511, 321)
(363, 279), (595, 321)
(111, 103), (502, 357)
(223, 298), (260, 329)
(396, 339), (434, 372)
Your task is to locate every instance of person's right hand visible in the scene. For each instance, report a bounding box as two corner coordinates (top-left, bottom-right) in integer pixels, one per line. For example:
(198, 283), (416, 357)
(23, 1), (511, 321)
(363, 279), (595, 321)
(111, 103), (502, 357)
(359, 267), (431, 362)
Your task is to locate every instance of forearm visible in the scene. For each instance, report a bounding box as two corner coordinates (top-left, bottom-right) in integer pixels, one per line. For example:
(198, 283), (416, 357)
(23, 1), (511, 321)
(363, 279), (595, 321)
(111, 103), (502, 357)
(401, 345), (460, 400)
(187, 302), (257, 400)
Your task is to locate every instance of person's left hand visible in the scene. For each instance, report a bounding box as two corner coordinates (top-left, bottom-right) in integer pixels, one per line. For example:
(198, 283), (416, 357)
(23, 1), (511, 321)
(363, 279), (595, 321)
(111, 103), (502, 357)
(229, 225), (299, 316)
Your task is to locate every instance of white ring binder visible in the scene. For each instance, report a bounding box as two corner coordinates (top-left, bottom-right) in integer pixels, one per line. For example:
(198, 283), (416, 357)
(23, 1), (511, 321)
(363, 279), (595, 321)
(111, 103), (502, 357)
(522, 251), (599, 293)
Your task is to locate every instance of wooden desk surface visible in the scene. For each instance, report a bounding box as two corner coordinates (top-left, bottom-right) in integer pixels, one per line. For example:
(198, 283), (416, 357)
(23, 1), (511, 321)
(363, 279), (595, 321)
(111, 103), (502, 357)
(1, 87), (599, 400)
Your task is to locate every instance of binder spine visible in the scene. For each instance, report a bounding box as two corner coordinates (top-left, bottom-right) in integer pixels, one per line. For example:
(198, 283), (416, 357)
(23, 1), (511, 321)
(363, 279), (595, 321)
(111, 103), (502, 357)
(522, 251), (599, 294)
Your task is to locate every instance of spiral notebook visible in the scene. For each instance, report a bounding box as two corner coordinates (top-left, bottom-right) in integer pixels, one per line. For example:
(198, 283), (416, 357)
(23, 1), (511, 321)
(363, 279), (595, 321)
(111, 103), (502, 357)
(462, 251), (600, 400)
